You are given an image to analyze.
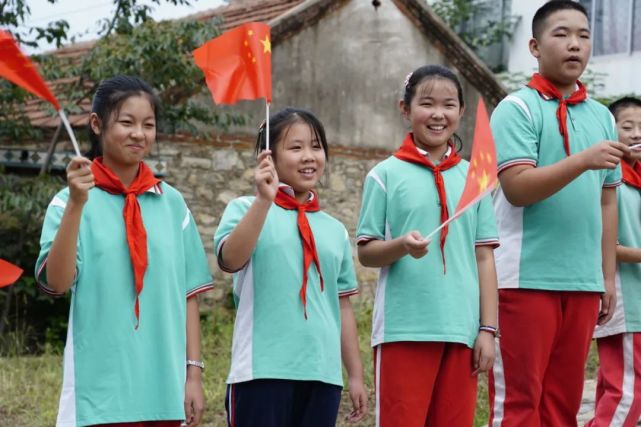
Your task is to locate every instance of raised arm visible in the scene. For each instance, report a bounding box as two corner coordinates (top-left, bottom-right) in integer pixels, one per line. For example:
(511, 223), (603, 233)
(46, 157), (94, 293)
(219, 151), (278, 271)
(499, 141), (627, 207)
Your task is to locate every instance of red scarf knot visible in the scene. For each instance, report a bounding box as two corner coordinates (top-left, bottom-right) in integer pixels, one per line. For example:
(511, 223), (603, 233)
(393, 133), (462, 272)
(91, 157), (160, 329)
(527, 73), (587, 156)
(273, 187), (324, 319)
(622, 160), (641, 190)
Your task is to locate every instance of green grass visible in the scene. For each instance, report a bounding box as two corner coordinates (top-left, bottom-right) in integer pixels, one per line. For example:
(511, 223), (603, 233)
(0, 296), (597, 427)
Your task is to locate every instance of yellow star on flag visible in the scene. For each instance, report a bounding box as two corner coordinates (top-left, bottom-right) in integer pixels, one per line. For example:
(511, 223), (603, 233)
(477, 170), (490, 192)
(260, 35), (271, 53)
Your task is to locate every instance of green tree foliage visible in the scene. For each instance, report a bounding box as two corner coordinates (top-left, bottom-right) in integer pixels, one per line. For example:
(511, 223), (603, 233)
(79, 17), (244, 135)
(0, 172), (68, 355)
(431, 0), (518, 51)
(0, 2), (241, 145)
(0, 0), (69, 48)
(0, 0), (191, 48)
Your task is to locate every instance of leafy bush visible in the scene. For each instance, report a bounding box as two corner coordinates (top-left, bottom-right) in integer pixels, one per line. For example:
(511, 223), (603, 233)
(0, 171), (69, 355)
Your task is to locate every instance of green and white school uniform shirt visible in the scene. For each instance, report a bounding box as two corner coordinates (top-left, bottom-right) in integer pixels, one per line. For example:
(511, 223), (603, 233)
(491, 87), (621, 291)
(356, 154), (499, 348)
(595, 180), (641, 337)
(36, 183), (213, 427)
(214, 191), (358, 387)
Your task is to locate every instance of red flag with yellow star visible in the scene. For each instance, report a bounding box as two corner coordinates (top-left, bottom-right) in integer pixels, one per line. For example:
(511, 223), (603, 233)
(192, 22), (271, 105)
(454, 98), (498, 216)
(424, 98), (498, 241)
(0, 30), (61, 109)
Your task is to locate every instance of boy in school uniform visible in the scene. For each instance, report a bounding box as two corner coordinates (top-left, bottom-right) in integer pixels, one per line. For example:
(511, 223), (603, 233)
(587, 97), (641, 427)
(488, 2), (629, 426)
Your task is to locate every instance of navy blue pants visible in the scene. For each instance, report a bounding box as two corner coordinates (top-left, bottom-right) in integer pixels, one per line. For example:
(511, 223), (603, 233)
(225, 379), (342, 427)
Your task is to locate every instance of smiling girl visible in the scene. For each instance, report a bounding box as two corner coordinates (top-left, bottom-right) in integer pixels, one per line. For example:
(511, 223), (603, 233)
(356, 65), (499, 427)
(215, 107), (367, 427)
(36, 75), (213, 427)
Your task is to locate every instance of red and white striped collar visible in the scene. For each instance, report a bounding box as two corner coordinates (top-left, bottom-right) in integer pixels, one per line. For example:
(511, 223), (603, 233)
(278, 183), (314, 202)
(537, 83), (582, 101)
(416, 145), (452, 161)
(144, 182), (163, 195)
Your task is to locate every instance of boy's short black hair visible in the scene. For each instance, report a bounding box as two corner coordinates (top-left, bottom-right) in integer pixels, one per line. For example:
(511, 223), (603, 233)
(532, 1), (589, 39)
(609, 97), (641, 120)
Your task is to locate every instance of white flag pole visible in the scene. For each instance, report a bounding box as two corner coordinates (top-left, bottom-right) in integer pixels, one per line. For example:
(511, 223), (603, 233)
(265, 100), (270, 151)
(57, 109), (81, 157)
(424, 216), (455, 241)
(423, 187), (495, 240)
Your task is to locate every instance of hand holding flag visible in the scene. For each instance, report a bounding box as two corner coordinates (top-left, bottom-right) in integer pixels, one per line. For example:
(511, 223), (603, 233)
(425, 98), (498, 239)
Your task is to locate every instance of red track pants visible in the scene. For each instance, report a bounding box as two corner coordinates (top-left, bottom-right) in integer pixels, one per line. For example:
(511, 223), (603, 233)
(489, 289), (600, 427)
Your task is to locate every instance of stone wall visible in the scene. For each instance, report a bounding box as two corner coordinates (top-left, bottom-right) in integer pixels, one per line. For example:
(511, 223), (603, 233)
(158, 136), (386, 300)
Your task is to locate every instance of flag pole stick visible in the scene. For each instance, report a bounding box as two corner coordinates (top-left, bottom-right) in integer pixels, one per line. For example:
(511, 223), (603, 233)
(58, 109), (81, 157)
(423, 188), (494, 240)
(265, 100), (270, 151)
(424, 216), (455, 241)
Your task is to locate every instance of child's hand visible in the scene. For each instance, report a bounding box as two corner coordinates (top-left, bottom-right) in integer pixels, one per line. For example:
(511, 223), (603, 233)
(346, 376), (368, 423)
(255, 150), (279, 202)
(598, 279), (617, 325)
(184, 374), (205, 427)
(402, 231), (430, 259)
(579, 141), (628, 170)
(472, 330), (496, 375)
(66, 157), (94, 205)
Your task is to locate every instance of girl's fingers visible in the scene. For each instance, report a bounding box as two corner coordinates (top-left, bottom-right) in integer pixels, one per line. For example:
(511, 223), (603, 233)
(74, 173), (95, 183)
(478, 356), (492, 373)
(257, 157), (273, 169)
(256, 150), (273, 164)
(68, 167), (93, 179)
(75, 182), (95, 191)
(66, 156), (92, 171)
(256, 170), (275, 184)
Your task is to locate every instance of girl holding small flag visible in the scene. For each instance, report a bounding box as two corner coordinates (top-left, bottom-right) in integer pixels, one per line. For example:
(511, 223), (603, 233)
(215, 107), (367, 427)
(356, 65), (499, 427)
(36, 75), (213, 427)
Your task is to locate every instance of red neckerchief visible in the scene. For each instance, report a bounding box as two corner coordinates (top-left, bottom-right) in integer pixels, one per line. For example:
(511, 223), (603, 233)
(393, 133), (462, 272)
(91, 157), (161, 329)
(527, 73), (588, 156)
(273, 187), (323, 319)
(622, 160), (641, 190)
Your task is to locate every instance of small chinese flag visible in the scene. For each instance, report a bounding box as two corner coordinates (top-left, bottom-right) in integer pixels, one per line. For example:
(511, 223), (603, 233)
(193, 22), (272, 105)
(0, 259), (23, 288)
(454, 98), (498, 216)
(0, 30), (61, 110)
